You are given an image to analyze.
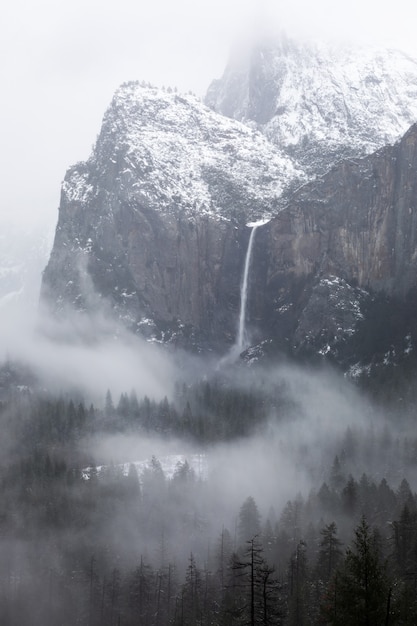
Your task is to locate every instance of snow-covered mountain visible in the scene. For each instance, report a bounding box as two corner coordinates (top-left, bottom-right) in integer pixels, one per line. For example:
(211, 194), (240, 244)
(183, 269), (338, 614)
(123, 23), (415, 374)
(39, 38), (417, 372)
(206, 37), (417, 174)
(40, 82), (306, 348)
(85, 82), (303, 221)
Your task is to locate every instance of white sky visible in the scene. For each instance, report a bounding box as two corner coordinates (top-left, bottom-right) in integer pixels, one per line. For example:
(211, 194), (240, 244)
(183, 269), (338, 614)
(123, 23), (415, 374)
(1, 0), (417, 229)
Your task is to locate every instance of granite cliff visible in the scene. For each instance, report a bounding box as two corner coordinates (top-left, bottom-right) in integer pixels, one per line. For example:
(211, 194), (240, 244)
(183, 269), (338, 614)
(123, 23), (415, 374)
(41, 41), (417, 372)
(41, 83), (301, 350)
(248, 124), (417, 370)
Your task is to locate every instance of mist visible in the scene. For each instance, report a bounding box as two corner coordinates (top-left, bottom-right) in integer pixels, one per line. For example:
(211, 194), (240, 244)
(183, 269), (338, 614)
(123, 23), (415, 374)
(3, 0), (417, 233)
(2, 1), (417, 621)
(1, 293), (416, 623)
(86, 358), (398, 518)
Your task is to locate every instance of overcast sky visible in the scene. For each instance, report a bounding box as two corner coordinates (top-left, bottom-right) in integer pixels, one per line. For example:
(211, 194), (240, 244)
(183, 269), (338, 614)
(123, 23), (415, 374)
(2, 0), (417, 229)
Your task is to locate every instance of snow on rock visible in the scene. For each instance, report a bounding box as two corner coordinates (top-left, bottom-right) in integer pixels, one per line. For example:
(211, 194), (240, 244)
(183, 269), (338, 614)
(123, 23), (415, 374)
(206, 37), (417, 175)
(93, 82), (305, 221)
(40, 81), (308, 346)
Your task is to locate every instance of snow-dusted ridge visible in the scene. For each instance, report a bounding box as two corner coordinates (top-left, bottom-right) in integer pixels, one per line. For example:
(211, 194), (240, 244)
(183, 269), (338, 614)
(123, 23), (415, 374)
(89, 82), (305, 222)
(206, 38), (417, 174)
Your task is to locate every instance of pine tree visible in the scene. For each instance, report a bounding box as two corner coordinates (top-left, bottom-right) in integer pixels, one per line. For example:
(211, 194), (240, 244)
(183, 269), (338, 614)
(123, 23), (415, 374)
(322, 516), (391, 625)
(216, 527), (234, 603)
(287, 540), (309, 626)
(391, 505), (417, 622)
(105, 390), (114, 417)
(238, 497), (261, 547)
(128, 557), (155, 625)
(316, 522), (343, 583)
(177, 553), (203, 625)
(228, 536), (281, 626)
(329, 455), (345, 492)
(341, 475), (358, 516)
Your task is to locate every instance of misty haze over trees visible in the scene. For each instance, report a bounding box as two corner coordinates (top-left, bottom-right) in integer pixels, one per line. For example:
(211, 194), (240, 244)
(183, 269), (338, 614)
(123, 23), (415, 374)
(5, 16), (417, 626)
(1, 352), (417, 624)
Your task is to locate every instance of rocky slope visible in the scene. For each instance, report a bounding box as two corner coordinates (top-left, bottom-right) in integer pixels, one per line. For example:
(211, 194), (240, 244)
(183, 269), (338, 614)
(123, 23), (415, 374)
(206, 37), (417, 175)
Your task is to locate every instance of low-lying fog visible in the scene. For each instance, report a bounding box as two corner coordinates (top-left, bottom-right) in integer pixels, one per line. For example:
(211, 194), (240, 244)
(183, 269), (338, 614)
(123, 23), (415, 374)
(85, 360), (398, 526)
(1, 302), (411, 518)
(1, 297), (417, 626)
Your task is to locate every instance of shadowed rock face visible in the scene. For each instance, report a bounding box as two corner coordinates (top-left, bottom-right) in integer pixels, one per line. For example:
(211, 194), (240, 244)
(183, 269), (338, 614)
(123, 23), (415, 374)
(246, 124), (417, 364)
(267, 124), (417, 297)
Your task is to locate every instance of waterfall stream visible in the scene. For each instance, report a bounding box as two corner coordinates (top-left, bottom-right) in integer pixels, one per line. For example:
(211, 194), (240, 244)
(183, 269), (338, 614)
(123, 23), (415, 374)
(236, 224), (260, 352)
(234, 218), (271, 355)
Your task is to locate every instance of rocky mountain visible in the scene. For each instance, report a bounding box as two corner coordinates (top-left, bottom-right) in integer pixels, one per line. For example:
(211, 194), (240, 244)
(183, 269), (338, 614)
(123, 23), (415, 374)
(206, 37), (417, 175)
(41, 40), (417, 374)
(41, 82), (302, 349)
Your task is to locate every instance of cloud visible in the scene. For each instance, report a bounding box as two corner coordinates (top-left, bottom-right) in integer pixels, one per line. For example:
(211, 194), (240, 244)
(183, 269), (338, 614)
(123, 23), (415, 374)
(0, 300), (177, 403)
(82, 356), (393, 538)
(2, 0), (416, 232)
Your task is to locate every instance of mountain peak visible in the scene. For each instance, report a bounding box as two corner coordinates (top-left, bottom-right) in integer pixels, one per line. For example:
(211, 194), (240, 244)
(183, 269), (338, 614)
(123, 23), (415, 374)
(90, 80), (302, 223)
(206, 37), (417, 173)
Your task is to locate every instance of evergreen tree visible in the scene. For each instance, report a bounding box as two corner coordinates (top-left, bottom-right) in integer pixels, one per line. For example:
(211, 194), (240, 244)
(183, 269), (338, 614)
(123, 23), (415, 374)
(127, 557), (155, 625)
(329, 455), (345, 492)
(341, 475), (358, 516)
(216, 527), (234, 603)
(176, 554), (203, 625)
(391, 505), (417, 622)
(229, 536), (281, 626)
(316, 521), (343, 583)
(287, 540), (309, 626)
(105, 390), (114, 417)
(238, 497), (261, 547)
(322, 516), (391, 625)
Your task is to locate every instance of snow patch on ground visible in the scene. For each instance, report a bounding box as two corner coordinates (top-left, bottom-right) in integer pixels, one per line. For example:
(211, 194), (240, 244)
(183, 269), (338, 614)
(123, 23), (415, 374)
(82, 453), (207, 482)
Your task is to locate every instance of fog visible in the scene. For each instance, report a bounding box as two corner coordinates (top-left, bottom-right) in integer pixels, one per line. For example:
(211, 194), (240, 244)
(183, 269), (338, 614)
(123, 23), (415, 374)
(2, 2), (417, 620)
(0, 304), (179, 402)
(87, 359), (392, 517)
(2, 0), (417, 231)
(1, 290), (416, 622)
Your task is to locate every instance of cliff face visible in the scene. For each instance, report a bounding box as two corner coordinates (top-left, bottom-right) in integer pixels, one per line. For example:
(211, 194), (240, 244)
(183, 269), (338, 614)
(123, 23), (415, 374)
(246, 124), (417, 365)
(41, 52), (417, 369)
(267, 124), (417, 294)
(41, 83), (300, 349)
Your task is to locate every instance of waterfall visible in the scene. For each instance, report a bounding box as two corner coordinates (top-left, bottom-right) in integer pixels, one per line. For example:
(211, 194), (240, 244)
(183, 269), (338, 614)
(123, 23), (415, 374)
(217, 218), (270, 368)
(235, 218), (270, 354)
(236, 224), (260, 352)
